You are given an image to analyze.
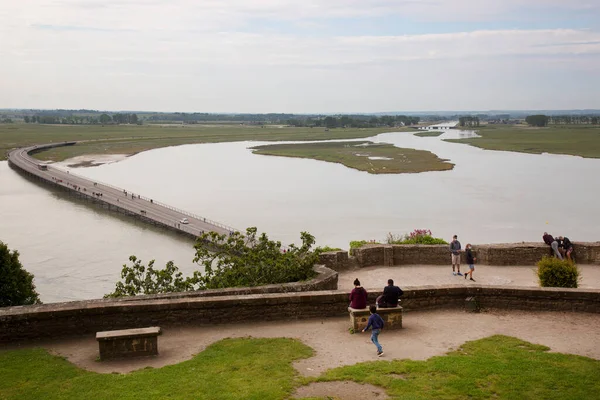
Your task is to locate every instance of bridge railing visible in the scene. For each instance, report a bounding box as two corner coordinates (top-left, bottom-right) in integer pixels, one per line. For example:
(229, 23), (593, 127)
(15, 145), (238, 233)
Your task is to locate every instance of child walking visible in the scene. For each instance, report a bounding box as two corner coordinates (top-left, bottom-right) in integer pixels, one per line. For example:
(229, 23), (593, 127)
(362, 305), (385, 357)
(465, 243), (476, 282)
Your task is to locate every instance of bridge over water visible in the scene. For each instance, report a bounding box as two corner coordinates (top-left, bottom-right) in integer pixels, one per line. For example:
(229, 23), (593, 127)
(7, 142), (237, 239)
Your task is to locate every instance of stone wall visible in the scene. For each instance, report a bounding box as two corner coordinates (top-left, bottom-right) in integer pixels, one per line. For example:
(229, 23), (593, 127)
(103, 265), (338, 302)
(347, 242), (600, 268)
(2, 285), (599, 342)
(318, 251), (351, 271)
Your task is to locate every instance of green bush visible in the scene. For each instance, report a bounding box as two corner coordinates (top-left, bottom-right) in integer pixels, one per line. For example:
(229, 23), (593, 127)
(536, 256), (580, 288)
(106, 227), (320, 297)
(349, 240), (380, 249)
(1, 241), (41, 307)
(317, 246), (342, 252)
(386, 230), (448, 245)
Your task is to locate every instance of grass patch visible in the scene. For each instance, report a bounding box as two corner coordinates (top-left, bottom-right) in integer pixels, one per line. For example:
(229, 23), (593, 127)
(446, 124), (600, 158)
(307, 335), (600, 399)
(251, 141), (454, 174)
(0, 124), (409, 162)
(0, 337), (312, 400)
(414, 131), (443, 137)
(2, 335), (599, 399)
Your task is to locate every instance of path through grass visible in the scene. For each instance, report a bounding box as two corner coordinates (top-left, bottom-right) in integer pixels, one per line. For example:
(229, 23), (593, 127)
(0, 338), (312, 400)
(2, 335), (599, 399)
(308, 335), (600, 399)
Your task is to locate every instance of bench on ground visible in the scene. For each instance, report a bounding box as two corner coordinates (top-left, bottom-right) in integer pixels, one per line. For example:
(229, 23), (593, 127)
(348, 306), (403, 331)
(96, 326), (161, 361)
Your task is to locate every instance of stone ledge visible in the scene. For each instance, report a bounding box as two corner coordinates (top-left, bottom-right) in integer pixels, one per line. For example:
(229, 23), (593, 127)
(96, 326), (161, 341)
(3, 285), (599, 343)
(347, 242), (600, 268)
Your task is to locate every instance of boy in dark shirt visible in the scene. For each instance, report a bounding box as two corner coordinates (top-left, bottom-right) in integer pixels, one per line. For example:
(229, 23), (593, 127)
(362, 305), (385, 356)
(560, 236), (574, 261)
(464, 243), (476, 281)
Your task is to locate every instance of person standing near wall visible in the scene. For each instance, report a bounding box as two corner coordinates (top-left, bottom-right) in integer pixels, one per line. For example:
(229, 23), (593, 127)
(450, 235), (463, 276)
(464, 243), (476, 282)
(543, 232), (563, 260)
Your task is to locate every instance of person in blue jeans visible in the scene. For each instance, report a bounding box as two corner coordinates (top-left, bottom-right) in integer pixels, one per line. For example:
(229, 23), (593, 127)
(362, 305), (385, 357)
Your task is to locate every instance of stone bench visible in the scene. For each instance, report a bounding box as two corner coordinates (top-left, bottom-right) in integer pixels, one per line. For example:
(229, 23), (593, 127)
(348, 306), (403, 332)
(96, 326), (161, 361)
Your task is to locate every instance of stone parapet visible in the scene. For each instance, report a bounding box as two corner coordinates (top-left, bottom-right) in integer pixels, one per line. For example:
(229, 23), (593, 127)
(347, 242), (600, 268)
(2, 285), (599, 343)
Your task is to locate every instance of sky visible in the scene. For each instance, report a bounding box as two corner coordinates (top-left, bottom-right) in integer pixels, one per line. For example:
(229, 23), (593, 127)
(1, 0), (600, 113)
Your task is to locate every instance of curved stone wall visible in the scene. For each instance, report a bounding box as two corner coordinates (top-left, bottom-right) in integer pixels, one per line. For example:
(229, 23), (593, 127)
(2, 284), (599, 343)
(109, 264), (338, 302)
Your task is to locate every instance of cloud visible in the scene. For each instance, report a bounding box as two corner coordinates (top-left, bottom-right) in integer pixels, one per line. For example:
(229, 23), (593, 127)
(1, 0), (599, 111)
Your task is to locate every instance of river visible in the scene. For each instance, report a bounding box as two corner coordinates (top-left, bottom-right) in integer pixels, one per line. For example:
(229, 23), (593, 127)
(2, 125), (599, 302)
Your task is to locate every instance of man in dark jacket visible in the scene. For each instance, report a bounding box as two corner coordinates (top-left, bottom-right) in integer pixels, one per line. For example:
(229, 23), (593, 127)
(376, 279), (403, 308)
(560, 236), (574, 261)
(542, 232), (563, 259)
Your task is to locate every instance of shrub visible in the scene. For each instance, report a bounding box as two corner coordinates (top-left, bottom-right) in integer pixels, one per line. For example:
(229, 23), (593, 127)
(317, 246), (342, 253)
(105, 257), (194, 298)
(106, 227), (321, 297)
(349, 240), (380, 249)
(536, 256), (580, 288)
(193, 228), (319, 290)
(0, 241), (41, 307)
(386, 229), (448, 245)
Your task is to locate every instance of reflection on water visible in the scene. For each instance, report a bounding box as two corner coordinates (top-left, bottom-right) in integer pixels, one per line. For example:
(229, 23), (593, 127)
(0, 164), (198, 303)
(2, 122), (599, 302)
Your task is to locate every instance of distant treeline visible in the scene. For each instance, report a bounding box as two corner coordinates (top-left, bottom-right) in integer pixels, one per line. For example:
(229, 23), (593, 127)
(526, 115), (600, 127)
(287, 115), (420, 128)
(145, 112), (294, 123)
(23, 113), (139, 125)
(458, 116), (480, 127)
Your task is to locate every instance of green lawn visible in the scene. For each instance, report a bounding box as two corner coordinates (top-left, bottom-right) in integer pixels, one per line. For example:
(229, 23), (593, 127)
(310, 335), (600, 399)
(1, 335), (599, 399)
(447, 124), (600, 158)
(1, 336), (599, 399)
(0, 124), (408, 162)
(0, 338), (313, 400)
(251, 141), (454, 174)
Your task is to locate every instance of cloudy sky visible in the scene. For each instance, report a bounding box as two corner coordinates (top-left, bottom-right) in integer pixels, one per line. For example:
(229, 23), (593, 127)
(1, 0), (599, 113)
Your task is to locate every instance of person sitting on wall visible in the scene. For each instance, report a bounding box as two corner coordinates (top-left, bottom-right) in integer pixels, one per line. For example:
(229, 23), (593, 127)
(376, 279), (403, 308)
(349, 278), (368, 309)
(543, 232), (563, 259)
(560, 236), (575, 261)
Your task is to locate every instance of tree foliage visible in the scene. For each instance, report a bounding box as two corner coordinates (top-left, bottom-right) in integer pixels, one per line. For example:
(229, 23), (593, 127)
(0, 241), (41, 307)
(106, 228), (321, 297)
(525, 114), (549, 127)
(192, 228), (319, 289)
(104, 256), (194, 298)
(459, 116), (480, 127)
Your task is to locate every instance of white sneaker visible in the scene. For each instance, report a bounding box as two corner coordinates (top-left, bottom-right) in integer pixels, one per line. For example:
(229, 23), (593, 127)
(452, 272), (457, 276)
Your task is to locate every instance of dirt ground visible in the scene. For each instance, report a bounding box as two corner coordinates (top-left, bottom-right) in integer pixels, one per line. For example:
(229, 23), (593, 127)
(292, 381), (389, 400)
(11, 309), (599, 379)
(338, 264), (600, 290)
